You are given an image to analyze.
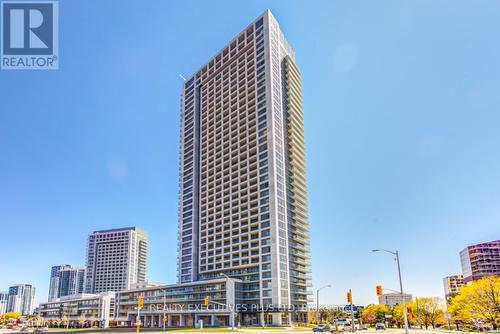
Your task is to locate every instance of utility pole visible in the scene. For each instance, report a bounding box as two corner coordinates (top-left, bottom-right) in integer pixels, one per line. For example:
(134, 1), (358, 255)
(316, 285), (332, 324)
(349, 290), (355, 332)
(65, 306), (69, 331)
(316, 289), (319, 324)
(163, 290), (166, 331)
(372, 249), (409, 334)
(136, 295), (143, 334)
(136, 306), (140, 334)
(415, 296), (420, 329)
(395, 251), (409, 334)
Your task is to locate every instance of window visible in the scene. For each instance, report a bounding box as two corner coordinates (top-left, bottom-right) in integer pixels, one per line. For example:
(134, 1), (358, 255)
(256, 18), (263, 29)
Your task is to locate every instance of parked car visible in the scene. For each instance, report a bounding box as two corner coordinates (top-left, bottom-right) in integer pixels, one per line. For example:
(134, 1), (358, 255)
(34, 327), (49, 333)
(359, 325), (368, 330)
(375, 323), (386, 330)
(333, 323), (346, 332)
(344, 323), (354, 331)
(313, 324), (333, 332)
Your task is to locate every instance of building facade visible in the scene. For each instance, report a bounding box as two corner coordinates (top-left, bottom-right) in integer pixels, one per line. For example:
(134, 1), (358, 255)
(38, 292), (115, 328)
(7, 284), (36, 315)
(443, 275), (464, 302)
(378, 293), (413, 308)
(49, 265), (86, 301)
(176, 10), (310, 325)
(0, 291), (8, 314)
(460, 239), (500, 282)
(113, 278), (240, 328)
(85, 227), (148, 293)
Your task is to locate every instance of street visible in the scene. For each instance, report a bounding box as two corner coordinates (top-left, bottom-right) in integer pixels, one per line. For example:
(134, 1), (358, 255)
(0, 328), (474, 334)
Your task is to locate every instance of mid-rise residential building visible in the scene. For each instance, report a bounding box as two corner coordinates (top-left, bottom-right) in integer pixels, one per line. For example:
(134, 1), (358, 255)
(378, 293), (413, 308)
(48, 264), (85, 301)
(39, 292), (115, 328)
(0, 291), (8, 314)
(85, 227), (147, 293)
(113, 278), (239, 328)
(176, 10), (310, 325)
(7, 284), (36, 315)
(460, 239), (500, 282)
(443, 275), (465, 302)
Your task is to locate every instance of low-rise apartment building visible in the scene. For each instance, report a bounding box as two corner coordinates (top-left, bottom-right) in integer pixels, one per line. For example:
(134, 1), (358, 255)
(38, 292), (115, 328)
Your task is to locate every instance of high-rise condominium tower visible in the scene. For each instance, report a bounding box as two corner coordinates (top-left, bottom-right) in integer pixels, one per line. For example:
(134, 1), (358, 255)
(48, 264), (85, 301)
(177, 10), (310, 324)
(7, 284), (35, 315)
(85, 227), (147, 293)
(0, 292), (8, 314)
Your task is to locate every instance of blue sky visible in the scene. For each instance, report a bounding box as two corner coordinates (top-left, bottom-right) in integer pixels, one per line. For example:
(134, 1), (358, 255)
(1, 0), (500, 306)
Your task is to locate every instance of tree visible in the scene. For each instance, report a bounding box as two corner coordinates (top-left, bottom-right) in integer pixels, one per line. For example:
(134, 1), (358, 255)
(449, 276), (500, 330)
(78, 315), (86, 328)
(88, 316), (97, 327)
(319, 309), (329, 323)
(361, 304), (390, 324)
(448, 299), (470, 330)
(3, 312), (21, 320)
(415, 297), (445, 329)
(26, 314), (40, 327)
(61, 314), (69, 329)
(392, 304), (408, 328)
(327, 307), (344, 324)
(355, 307), (364, 320)
(361, 310), (375, 325)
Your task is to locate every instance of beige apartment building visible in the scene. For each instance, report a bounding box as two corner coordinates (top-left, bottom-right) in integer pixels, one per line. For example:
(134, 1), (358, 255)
(443, 274), (464, 302)
(85, 227), (148, 294)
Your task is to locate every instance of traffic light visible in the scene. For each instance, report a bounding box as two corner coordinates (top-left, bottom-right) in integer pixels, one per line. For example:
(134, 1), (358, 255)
(204, 296), (209, 306)
(347, 291), (352, 303)
(376, 285), (383, 296)
(138, 295), (144, 309)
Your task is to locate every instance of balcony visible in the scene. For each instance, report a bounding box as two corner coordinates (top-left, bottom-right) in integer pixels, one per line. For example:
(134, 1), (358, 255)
(291, 234), (310, 245)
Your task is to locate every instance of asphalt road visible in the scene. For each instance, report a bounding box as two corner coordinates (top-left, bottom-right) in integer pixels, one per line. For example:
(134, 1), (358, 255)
(0, 329), (465, 334)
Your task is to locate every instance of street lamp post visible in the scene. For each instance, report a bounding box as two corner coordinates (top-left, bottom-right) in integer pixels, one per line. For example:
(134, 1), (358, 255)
(162, 289), (166, 331)
(316, 285), (332, 324)
(372, 249), (409, 334)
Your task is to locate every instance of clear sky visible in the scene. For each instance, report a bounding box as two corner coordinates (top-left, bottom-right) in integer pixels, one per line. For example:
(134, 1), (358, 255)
(1, 0), (499, 307)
